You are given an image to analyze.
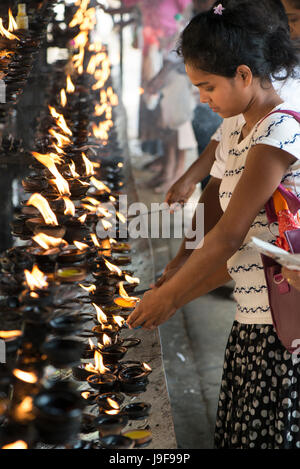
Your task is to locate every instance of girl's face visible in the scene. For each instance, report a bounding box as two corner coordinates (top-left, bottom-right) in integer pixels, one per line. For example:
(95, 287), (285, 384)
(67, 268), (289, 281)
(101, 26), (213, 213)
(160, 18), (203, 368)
(185, 64), (253, 118)
(282, 0), (300, 40)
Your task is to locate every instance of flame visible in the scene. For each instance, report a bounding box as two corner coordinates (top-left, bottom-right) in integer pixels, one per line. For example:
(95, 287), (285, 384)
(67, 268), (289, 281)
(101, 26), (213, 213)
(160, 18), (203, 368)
(79, 284), (96, 293)
(62, 197), (76, 217)
(94, 103), (108, 117)
(125, 275), (140, 285)
(116, 212), (126, 223)
(73, 30), (89, 48)
(73, 241), (89, 251)
(107, 398), (120, 410)
(87, 53), (105, 74)
(83, 197), (101, 207)
(105, 409), (120, 415)
(89, 338), (94, 350)
(82, 153), (95, 176)
(143, 363), (152, 372)
(107, 87), (119, 106)
(102, 334), (112, 346)
(81, 392), (91, 400)
(24, 265), (48, 291)
(8, 9), (18, 32)
(0, 50), (13, 59)
(92, 303), (107, 324)
(118, 163), (124, 168)
(89, 41), (103, 52)
(0, 330), (22, 339)
(33, 233), (66, 250)
(115, 282), (139, 308)
(69, 160), (80, 178)
(104, 259), (122, 276)
(49, 128), (71, 147)
(80, 7), (96, 31)
(91, 233), (100, 248)
(66, 75), (75, 94)
(60, 89), (67, 108)
(72, 45), (85, 74)
(78, 214), (87, 224)
(95, 350), (109, 374)
(49, 106), (72, 136)
(97, 206), (112, 218)
(0, 18), (19, 40)
(85, 350), (110, 375)
(90, 177), (111, 193)
(14, 397), (33, 422)
(13, 369), (38, 384)
(52, 143), (65, 156)
(81, 204), (97, 213)
(113, 316), (125, 328)
(2, 441), (28, 450)
(109, 238), (117, 244)
(109, 196), (116, 203)
(32, 151), (63, 165)
(92, 121), (113, 140)
(102, 220), (112, 231)
(139, 87), (145, 95)
(27, 194), (58, 225)
(32, 151), (70, 194)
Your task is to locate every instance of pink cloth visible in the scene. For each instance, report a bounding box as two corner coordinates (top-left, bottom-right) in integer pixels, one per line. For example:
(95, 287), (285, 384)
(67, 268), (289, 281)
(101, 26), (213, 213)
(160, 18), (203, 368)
(122, 0), (191, 38)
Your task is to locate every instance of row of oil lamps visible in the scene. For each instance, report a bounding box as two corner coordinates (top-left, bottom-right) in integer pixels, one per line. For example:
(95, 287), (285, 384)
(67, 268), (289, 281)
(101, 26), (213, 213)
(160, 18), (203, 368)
(0, 1), (153, 450)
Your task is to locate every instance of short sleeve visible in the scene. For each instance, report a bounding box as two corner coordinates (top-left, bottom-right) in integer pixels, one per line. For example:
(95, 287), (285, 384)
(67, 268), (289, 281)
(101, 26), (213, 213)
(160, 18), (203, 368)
(210, 142), (226, 178)
(211, 123), (222, 142)
(251, 110), (300, 161)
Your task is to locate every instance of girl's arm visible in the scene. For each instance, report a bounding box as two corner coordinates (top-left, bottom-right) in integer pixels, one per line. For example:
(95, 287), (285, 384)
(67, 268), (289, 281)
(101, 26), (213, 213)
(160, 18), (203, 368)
(127, 144), (296, 329)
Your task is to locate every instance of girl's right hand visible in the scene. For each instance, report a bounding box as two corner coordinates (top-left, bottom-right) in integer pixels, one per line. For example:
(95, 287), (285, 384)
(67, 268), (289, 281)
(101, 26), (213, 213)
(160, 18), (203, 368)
(165, 175), (196, 206)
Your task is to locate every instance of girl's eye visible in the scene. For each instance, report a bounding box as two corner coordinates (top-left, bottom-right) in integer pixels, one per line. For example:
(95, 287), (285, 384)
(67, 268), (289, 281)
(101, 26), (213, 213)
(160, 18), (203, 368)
(206, 87), (215, 92)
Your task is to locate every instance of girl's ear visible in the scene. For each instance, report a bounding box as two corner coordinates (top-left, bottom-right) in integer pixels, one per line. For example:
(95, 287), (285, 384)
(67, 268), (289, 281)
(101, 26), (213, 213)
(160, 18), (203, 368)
(236, 65), (253, 87)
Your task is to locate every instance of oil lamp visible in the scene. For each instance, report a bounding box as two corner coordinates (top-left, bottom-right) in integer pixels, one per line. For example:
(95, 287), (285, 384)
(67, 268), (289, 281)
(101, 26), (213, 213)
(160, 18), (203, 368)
(86, 350), (117, 393)
(42, 339), (84, 369)
(95, 414), (129, 438)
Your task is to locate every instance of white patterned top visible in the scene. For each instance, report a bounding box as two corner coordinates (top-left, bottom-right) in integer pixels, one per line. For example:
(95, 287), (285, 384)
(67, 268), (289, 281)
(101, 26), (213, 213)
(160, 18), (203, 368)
(219, 102), (300, 324)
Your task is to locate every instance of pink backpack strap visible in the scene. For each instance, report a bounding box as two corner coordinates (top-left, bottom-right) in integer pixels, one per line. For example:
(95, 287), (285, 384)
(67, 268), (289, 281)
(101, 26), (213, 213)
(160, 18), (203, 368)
(259, 109), (300, 223)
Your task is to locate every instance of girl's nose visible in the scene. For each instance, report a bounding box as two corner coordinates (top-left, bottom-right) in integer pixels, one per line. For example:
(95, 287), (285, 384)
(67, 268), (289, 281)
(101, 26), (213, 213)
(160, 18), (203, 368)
(199, 90), (209, 104)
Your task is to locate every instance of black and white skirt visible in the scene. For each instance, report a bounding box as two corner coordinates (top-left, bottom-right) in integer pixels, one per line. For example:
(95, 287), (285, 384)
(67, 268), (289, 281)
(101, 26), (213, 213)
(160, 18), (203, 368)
(214, 321), (300, 449)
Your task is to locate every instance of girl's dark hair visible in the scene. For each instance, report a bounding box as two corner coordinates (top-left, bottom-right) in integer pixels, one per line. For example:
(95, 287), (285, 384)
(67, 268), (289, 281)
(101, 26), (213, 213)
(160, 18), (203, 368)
(177, 0), (299, 81)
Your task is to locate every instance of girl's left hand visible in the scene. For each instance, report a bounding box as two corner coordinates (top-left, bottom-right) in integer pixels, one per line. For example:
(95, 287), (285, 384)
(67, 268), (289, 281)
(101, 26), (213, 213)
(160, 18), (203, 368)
(282, 266), (300, 292)
(126, 287), (177, 330)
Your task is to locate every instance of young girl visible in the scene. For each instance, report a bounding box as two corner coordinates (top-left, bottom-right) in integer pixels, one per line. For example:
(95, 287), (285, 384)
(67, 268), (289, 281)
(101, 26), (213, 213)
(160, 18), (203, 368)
(127, 0), (300, 449)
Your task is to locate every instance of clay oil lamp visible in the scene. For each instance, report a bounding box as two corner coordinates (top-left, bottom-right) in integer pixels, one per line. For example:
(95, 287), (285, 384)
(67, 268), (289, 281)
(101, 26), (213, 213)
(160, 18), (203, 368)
(42, 339), (84, 369)
(111, 241), (131, 254)
(49, 314), (90, 337)
(25, 193), (66, 239)
(80, 390), (100, 406)
(33, 386), (84, 445)
(95, 413), (129, 439)
(22, 175), (49, 193)
(86, 350), (117, 393)
(19, 264), (53, 308)
(79, 281), (116, 305)
(122, 429), (152, 448)
(118, 362), (152, 394)
(98, 434), (134, 449)
(122, 402), (151, 421)
(27, 233), (67, 271)
(91, 304), (119, 341)
(11, 368), (40, 402)
(0, 330), (22, 359)
(57, 240), (89, 265)
(81, 338), (97, 360)
(114, 282), (140, 310)
(80, 413), (97, 435)
(98, 333), (127, 364)
(122, 274), (140, 294)
(96, 393), (125, 412)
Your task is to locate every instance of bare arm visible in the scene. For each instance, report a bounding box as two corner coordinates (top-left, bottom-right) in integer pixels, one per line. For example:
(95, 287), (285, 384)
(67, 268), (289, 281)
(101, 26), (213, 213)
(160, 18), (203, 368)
(127, 144), (296, 328)
(165, 140), (219, 206)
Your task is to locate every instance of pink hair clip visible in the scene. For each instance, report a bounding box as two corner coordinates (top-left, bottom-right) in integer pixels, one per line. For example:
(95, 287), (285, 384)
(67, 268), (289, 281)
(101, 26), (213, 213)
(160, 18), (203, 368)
(213, 3), (225, 15)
